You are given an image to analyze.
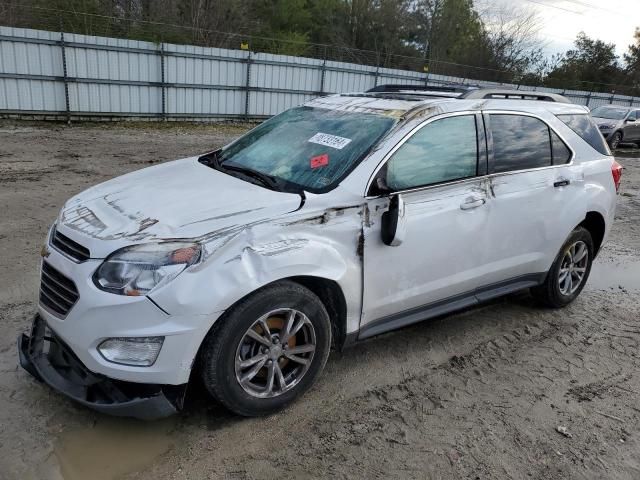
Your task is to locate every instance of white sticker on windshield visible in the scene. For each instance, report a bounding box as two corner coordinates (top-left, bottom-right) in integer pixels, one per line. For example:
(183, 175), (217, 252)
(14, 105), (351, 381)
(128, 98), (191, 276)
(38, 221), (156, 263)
(308, 132), (352, 150)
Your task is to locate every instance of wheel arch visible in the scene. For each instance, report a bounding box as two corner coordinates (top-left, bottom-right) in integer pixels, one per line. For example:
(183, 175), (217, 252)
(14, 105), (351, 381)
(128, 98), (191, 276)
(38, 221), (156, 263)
(287, 276), (348, 350)
(579, 211), (606, 256)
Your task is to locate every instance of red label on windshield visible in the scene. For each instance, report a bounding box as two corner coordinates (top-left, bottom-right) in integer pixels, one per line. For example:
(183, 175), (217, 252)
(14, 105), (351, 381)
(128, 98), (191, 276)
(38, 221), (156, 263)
(310, 153), (329, 169)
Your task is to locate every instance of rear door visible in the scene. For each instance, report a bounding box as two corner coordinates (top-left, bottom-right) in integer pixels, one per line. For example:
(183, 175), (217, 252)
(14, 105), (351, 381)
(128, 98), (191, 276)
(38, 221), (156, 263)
(479, 112), (583, 286)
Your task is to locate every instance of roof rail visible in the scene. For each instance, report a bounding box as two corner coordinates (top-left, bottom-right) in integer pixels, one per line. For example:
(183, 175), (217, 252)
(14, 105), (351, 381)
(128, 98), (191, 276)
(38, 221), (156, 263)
(367, 84), (478, 94)
(460, 89), (572, 104)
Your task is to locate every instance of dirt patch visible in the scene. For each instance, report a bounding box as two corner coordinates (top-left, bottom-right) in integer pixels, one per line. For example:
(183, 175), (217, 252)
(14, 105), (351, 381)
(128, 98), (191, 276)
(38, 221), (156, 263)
(0, 122), (639, 479)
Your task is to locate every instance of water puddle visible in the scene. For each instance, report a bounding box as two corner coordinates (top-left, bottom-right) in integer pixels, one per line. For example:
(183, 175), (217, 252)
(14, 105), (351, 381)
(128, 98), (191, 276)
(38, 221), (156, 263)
(587, 259), (640, 291)
(40, 418), (177, 480)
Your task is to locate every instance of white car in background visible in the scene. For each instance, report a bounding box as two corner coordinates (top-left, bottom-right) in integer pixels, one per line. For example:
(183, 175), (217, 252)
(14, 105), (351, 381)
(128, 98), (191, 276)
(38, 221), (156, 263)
(19, 86), (621, 419)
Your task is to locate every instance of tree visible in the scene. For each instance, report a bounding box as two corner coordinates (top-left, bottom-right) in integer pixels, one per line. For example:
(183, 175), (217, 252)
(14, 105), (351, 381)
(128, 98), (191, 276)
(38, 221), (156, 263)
(477, 1), (544, 77)
(544, 33), (623, 92)
(624, 28), (640, 93)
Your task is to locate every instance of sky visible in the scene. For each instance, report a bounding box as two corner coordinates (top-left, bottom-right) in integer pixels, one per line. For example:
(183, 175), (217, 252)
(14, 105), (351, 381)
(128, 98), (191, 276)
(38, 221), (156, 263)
(485, 0), (639, 59)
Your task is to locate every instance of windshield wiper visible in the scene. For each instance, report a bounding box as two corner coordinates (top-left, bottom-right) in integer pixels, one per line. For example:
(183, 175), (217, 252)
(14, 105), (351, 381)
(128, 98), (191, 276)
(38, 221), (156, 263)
(220, 163), (281, 191)
(199, 152), (288, 192)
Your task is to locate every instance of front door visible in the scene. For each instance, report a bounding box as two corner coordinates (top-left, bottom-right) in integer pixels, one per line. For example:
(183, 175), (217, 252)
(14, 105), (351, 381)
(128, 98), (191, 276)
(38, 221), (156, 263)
(361, 113), (491, 334)
(627, 110), (640, 141)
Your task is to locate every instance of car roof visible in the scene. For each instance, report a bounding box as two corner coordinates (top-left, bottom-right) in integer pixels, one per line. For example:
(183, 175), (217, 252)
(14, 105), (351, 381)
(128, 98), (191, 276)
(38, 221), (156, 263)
(305, 91), (589, 120)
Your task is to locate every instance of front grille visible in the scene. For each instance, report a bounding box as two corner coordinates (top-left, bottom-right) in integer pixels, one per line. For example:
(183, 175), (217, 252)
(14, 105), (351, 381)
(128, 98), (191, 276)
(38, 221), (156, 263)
(40, 262), (79, 317)
(51, 227), (90, 262)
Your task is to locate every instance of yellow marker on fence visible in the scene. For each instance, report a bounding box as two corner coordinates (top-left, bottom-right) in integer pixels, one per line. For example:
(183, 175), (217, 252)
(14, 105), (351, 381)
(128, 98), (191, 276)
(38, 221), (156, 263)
(240, 42), (249, 50)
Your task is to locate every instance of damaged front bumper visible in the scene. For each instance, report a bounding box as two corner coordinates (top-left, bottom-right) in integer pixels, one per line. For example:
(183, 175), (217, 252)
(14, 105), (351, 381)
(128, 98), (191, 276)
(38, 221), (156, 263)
(18, 315), (186, 420)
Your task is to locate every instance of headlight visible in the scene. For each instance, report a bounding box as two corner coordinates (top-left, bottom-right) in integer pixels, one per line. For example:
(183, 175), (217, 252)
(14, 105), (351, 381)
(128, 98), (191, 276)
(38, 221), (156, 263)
(93, 242), (201, 296)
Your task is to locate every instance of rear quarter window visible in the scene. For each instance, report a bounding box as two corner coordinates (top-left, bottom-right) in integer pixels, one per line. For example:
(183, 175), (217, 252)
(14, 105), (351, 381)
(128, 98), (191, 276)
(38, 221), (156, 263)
(556, 114), (611, 156)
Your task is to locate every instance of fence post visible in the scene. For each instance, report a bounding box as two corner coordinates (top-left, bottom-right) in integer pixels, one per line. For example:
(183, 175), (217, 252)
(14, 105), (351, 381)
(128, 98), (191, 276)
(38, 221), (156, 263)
(59, 32), (71, 124)
(629, 96), (635, 107)
(609, 93), (615, 104)
(244, 50), (252, 120)
(586, 91), (592, 107)
(159, 43), (166, 121)
(319, 46), (327, 95)
(374, 66), (379, 88)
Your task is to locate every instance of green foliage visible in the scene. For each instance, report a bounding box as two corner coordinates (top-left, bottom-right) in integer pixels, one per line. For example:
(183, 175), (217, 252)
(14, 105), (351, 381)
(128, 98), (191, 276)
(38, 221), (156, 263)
(1, 0), (638, 93)
(624, 29), (640, 91)
(541, 32), (639, 95)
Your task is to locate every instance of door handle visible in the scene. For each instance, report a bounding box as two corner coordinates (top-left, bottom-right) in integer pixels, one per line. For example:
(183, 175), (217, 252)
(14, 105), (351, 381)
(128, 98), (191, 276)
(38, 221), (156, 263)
(460, 196), (486, 210)
(554, 179), (570, 188)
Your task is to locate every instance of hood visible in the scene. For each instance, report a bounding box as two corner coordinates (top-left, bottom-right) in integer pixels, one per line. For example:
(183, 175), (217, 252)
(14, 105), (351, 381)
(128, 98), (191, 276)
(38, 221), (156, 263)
(58, 157), (302, 256)
(592, 117), (621, 127)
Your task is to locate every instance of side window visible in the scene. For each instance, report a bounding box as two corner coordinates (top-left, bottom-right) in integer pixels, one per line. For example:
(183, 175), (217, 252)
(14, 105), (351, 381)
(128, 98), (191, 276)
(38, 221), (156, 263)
(386, 115), (478, 190)
(551, 130), (572, 165)
(489, 114), (552, 173)
(629, 111), (638, 121)
(557, 114), (611, 156)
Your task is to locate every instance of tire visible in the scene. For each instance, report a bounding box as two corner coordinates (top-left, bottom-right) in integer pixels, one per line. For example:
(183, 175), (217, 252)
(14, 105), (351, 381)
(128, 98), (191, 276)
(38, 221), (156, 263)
(608, 131), (622, 150)
(199, 280), (332, 416)
(531, 227), (594, 308)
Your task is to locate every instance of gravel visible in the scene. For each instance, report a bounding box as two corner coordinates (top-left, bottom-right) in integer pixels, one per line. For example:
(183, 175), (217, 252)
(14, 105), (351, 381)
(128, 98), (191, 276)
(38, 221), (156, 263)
(0, 121), (639, 480)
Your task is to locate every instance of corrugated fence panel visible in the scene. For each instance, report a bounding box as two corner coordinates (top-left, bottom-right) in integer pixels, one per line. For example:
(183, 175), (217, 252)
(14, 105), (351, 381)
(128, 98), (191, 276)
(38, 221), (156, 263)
(0, 27), (62, 111)
(0, 78), (65, 111)
(1, 26), (639, 118)
(167, 88), (244, 115)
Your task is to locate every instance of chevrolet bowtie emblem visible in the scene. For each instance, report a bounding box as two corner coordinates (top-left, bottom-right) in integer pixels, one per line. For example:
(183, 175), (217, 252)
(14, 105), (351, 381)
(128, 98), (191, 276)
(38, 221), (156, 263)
(41, 245), (51, 258)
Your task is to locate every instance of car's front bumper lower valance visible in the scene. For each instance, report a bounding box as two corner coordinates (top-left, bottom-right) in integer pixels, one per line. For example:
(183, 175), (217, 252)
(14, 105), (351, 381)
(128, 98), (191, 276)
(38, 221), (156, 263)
(18, 314), (186, 420)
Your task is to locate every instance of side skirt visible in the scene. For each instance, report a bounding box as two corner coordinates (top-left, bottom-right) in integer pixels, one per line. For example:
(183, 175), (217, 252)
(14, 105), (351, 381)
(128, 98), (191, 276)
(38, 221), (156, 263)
(356, 273), (546, 341)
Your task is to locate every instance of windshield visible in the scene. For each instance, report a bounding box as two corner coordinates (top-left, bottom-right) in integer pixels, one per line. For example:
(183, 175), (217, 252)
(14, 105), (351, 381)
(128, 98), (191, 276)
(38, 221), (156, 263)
(591, 106), (629, 120)
(218, 106), (396, 192)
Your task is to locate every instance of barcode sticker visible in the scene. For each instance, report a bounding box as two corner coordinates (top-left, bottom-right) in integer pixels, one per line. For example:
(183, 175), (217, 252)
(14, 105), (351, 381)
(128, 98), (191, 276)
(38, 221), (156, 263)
(308, 132), (352, 150)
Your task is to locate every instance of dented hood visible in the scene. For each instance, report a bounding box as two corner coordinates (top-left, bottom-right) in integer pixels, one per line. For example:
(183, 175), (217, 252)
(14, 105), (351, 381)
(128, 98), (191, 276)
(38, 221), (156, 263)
(58, 157), (301, 255)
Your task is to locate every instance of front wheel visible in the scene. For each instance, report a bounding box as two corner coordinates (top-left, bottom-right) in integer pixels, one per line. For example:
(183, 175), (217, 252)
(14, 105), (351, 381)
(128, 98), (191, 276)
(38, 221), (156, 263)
(609, 131), (622, 150)
(531, 227), (594, 308)
(199, 281), (332, 416)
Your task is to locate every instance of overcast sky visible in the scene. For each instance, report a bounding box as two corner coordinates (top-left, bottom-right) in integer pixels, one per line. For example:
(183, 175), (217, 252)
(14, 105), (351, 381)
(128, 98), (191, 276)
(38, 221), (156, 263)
(485, 0), (639, 59)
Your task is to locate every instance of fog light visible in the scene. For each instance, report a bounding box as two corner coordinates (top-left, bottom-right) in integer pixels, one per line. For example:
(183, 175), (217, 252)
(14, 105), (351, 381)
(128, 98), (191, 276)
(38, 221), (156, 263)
(98, 337), (164, 367)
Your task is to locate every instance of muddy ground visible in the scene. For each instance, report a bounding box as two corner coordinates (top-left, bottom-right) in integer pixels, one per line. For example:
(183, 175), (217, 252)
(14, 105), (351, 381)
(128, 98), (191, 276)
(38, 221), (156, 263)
(0, 121), (639, 480)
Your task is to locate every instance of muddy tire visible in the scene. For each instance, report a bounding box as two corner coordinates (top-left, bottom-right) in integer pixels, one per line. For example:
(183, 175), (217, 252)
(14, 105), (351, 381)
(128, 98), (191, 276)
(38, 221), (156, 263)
(608, 131), (622, 150)
(531, 227), (594, 308)
(199, 281), (331, 416)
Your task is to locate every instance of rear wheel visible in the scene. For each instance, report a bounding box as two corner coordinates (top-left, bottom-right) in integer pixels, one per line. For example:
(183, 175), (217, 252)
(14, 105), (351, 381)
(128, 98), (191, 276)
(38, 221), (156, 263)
(532, 227), (594, 308)
(609, 131), (622, 150)
(200, 281), (331, 416)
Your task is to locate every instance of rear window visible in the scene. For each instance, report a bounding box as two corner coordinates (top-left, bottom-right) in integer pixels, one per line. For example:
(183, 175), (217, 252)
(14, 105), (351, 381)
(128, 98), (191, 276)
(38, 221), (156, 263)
(557, 114), (611, 156)
(490, 114), (570, 173)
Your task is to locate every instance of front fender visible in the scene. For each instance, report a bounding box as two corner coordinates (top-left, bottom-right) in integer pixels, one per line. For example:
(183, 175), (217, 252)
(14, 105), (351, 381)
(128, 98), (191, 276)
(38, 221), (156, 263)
(150, 206), (365, 336)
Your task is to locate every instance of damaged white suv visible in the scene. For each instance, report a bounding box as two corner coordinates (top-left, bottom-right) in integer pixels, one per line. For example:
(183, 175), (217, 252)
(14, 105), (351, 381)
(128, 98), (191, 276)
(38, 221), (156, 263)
(19, 86), (621, 419)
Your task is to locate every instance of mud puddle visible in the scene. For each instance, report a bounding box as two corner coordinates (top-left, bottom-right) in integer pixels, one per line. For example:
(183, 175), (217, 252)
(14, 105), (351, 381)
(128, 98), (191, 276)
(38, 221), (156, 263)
(587, 257), (640, 291)
(39, 418), (177, 480)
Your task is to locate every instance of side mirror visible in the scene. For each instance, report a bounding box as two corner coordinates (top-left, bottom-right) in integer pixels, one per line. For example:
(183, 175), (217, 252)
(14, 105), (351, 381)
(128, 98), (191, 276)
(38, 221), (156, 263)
(381, 194), (407, 246)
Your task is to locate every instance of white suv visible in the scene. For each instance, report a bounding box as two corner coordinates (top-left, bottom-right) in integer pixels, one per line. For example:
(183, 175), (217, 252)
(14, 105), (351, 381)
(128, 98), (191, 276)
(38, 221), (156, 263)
(19, 86), (622, 419)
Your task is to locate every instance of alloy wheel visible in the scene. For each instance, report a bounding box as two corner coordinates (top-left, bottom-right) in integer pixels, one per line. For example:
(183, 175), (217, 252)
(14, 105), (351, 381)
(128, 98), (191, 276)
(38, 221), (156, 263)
(234, 308), (316, 399)
(558, 240), (589, 295)
(610, 132), (621, 150)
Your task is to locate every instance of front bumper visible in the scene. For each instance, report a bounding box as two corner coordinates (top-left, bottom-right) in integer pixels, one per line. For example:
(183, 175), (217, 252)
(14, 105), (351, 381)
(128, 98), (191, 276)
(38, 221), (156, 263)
(18, 314), (187, 419)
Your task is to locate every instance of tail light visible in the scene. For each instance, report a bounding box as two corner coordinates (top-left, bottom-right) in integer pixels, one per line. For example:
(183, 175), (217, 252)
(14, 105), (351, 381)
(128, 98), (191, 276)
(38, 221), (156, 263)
(611, 160), (623, 193)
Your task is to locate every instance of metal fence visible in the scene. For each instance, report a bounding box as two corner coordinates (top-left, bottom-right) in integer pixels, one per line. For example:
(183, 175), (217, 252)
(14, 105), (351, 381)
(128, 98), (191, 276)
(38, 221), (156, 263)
(1, 25), (639, 122)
